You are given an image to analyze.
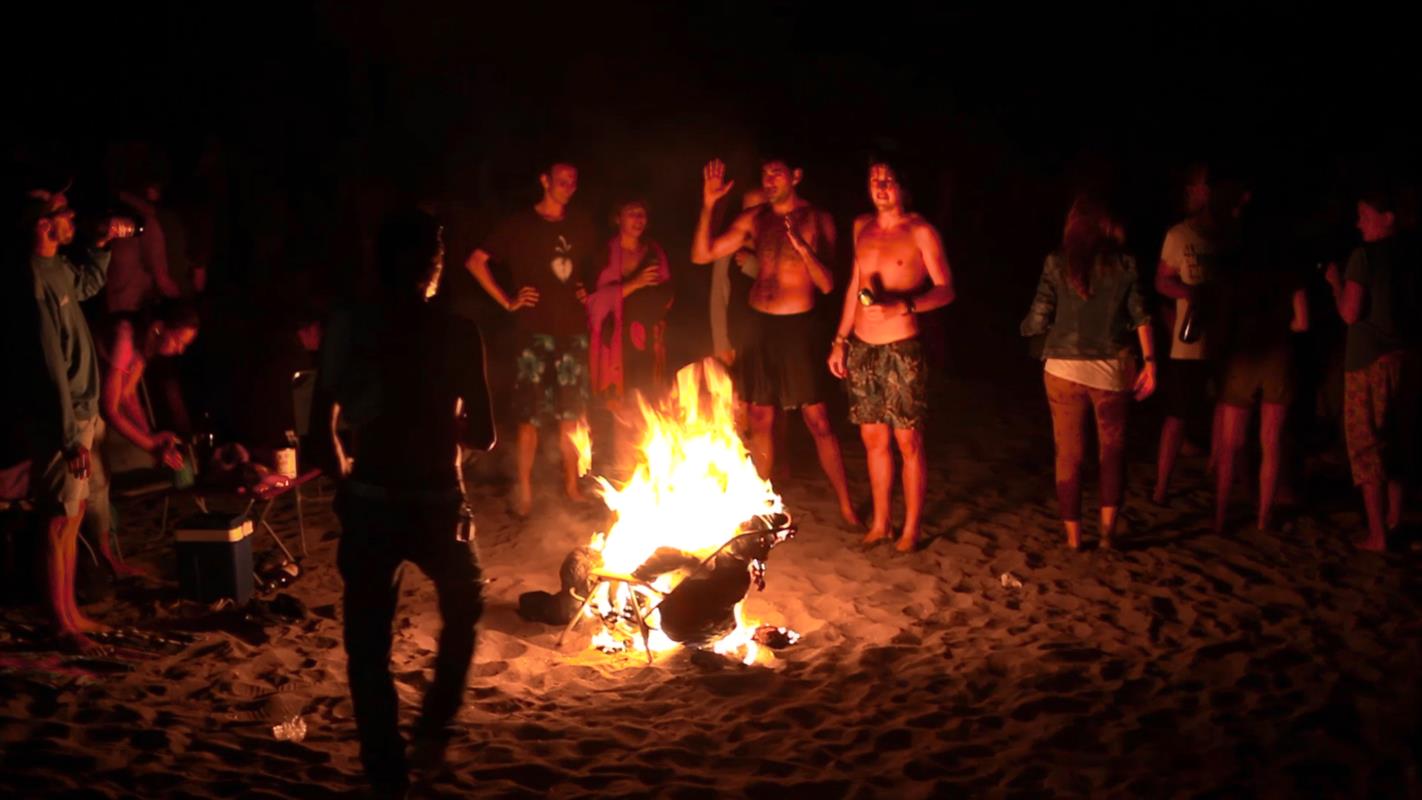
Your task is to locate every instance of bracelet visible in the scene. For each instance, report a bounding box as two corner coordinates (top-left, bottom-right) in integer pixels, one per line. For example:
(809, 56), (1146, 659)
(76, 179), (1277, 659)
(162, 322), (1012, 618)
(832, 335), (849, 347)
(1143, 356), (1156, 363)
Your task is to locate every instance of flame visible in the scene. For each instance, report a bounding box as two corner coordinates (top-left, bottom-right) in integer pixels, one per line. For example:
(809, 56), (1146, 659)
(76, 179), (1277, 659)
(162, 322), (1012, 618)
(568, 418), (592, 477)
(581, 359), (783, 663)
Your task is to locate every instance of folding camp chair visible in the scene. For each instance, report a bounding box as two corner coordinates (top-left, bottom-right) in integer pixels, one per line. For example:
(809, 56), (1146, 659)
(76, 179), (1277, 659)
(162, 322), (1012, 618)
(556, 514), (796, 663)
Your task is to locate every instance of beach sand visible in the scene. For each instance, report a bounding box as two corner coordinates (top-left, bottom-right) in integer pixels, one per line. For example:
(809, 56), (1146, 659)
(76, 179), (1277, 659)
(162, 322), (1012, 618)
(3, 376), (1421, 798)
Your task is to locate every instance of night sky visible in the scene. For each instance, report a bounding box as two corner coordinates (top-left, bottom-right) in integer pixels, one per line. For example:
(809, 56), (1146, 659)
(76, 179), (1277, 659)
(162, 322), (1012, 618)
(6, 2), (1418, 367)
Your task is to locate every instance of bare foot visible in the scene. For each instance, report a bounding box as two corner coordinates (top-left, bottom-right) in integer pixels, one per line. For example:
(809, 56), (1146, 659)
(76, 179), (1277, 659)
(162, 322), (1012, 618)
(839, 503), (862, 529)
(861, 527), (890, 548)
(1355, 535), (1387, 552)
(54, 629), (109, 656)
(511, 485), (533, 517)
(71, 613), (112, 635)
(109, 560), (153, 580)
(895, 530), (920, 553)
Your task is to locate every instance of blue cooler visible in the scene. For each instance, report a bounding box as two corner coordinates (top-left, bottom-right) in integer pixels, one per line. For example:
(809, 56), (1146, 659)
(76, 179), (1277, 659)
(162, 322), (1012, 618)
(175, 512), (254, 605)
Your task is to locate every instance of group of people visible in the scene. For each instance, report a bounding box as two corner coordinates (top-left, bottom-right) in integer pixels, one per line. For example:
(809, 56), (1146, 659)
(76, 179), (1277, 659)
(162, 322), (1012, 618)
(10, 151), (1416, 797)
(1023, 166), (1418, 552)
(308, 152), (957, 794)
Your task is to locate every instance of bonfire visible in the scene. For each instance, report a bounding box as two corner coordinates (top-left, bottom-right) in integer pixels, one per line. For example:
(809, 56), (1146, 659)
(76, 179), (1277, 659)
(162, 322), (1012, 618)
(564, 358), (799, 665)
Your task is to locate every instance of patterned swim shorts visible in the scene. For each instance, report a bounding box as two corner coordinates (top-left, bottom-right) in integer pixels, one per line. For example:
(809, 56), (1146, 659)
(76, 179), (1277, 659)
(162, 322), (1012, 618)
(845, 337), (928, 429)
(513, 332), (589, 426)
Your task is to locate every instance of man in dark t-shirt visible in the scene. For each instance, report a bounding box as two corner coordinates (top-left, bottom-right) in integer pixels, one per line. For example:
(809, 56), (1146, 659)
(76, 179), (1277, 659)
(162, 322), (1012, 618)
(465, 162), (597, 515)
(1325, 191), (1419, 551)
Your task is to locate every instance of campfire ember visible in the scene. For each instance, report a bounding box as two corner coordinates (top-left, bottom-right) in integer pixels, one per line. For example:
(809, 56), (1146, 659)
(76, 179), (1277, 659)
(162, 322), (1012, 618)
(569, 359), (799, 664)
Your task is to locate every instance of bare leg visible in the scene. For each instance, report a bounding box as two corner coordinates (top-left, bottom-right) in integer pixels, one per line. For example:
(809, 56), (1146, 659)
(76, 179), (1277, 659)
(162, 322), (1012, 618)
(1214, 405), (1248, 534)
(1153, 417), (1186, 504)
(1206, 402), (1226, 474)
(860, 424), (893, 545)
(894, 426), (925, 552)
(1063, 519), (1082, 550)
(1386, 479), (1404, 533)
(801, 403), (860, 528)
(557, 419), (587, 502)
(86, 509), (150, 579)
(1358, 481), (1388, 551)
(63, 502), (108, 634)
(44, 512), (104, 651)
(1099, 506), (1118, 547)
(514, 423), (537, 515)
(1257, 402), (1286, 530)
(772, 409), (791, 483)
(747, 404), (776, 480)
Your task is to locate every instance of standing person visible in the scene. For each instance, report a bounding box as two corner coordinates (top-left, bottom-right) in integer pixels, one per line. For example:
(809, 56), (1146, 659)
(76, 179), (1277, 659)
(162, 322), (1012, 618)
(465, 161), (597, 515)
(105, 181), (181, 314)
(1152, 164), (1220, 503)
(827, 162), (955, 552)
(691, 157), (859, 528)
(588, 199), (674, 404)
(1324, 190), (1419, 551)
(1021, 196), (1157, 549)
(95, 301), (201, 576)
(708, 188), (766, 366)
(587, 199), (674, 477)
(22, 188), (134, 651)
(322, 210), (495, 795)
(1212, 200), (1309, 533)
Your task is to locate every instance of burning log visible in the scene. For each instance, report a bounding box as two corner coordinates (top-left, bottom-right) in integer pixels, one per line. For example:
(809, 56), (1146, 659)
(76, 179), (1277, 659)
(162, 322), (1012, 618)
(543, 359), (804, 663)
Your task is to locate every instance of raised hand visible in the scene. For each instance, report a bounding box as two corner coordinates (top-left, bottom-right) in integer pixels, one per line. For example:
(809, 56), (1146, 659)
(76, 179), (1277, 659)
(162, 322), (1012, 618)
(702, 159), (735, 208)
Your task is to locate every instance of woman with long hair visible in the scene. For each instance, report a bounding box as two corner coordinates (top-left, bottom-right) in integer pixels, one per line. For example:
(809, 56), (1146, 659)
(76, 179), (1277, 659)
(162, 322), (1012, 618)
(587, 199), (674, 402)
(95, 301), (201, 576)
(1021, 196), (1157, 549)
(586, 199), (673, 475)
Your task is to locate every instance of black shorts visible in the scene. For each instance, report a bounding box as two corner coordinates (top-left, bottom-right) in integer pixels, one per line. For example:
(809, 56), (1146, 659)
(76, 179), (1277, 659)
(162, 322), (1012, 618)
(1161, 358), (1214, 420)
(1220, 348), (1293, 408)
(737, 310), (826, 409)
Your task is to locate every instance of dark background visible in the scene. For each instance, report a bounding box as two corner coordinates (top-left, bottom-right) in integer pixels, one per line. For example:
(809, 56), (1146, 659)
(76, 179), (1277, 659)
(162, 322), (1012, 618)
(5, 1), (1418, 379)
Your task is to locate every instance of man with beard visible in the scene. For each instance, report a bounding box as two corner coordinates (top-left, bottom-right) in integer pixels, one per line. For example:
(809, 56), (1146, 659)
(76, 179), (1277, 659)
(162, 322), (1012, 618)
(21, 188), (132, 651)
(692, 157), (859, 528)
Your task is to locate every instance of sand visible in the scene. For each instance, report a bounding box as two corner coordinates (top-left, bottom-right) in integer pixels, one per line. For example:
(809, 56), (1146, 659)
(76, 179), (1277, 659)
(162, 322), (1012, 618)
(3, 376), (1421, 798)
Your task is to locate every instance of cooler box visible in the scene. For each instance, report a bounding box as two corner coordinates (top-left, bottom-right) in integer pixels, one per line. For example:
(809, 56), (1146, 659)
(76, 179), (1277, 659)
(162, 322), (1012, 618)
(175, 512), (254, 605)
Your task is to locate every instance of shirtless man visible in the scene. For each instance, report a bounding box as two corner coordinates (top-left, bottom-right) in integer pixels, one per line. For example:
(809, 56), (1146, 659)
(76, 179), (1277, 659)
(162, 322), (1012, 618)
(692, 158), (858, 527)
(828, 162), (955, 552)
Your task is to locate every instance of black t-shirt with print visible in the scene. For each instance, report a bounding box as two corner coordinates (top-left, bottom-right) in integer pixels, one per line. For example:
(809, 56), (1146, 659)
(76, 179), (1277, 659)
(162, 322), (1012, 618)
(481, 209), (597, 337)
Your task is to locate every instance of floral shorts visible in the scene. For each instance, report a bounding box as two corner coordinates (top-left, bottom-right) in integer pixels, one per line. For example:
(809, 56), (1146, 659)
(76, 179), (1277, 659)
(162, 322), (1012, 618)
(845, 337), (928, 429)
(514, 332), (589, 426)
(1343, 352), (1413, 486)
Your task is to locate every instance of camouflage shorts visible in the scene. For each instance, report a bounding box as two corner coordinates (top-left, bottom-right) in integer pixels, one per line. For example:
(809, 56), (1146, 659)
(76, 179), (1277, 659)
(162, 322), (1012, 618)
(513, 332), (589, 426)
(845, 337), (928, 429)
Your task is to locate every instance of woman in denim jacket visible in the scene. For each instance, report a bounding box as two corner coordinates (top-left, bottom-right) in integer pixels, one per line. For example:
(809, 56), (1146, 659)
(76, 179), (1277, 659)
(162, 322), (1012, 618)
(1021, 196), (1157, 549)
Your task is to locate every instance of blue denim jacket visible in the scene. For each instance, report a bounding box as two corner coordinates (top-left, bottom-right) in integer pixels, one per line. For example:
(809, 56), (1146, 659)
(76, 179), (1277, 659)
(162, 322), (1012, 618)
(1020, 251), (1150, 359)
